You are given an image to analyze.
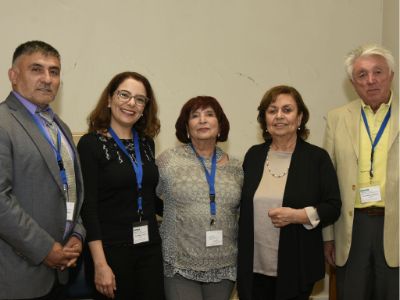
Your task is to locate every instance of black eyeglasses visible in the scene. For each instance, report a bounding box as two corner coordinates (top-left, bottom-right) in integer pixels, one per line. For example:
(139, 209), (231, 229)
(115, 90), (149, 107)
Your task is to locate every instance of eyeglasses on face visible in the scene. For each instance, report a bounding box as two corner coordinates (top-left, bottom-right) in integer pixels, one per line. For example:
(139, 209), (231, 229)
(115, 90), (149, 107)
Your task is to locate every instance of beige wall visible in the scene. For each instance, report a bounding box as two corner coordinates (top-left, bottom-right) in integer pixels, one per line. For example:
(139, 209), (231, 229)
(0, 0), (387, 159)
(383, 0), (399, 95)
(0, 1), (396, 299)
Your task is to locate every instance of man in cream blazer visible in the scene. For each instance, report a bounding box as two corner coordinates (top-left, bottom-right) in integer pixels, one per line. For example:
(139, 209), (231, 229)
(0, 41), (85, 299)
(323, 44), (398, 300)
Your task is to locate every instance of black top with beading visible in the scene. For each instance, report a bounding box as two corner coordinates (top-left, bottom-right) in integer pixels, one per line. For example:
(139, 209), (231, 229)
(78, 132), (162, 246)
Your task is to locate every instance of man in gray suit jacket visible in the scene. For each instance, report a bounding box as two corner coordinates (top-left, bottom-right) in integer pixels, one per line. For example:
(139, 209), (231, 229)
(0, 40), (85, 299)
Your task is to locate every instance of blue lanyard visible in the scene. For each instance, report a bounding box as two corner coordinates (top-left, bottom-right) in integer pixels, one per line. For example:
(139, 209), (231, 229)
(190, 144), (217, 224)
(108, 127), (144, 216)
(32, 113), (68, 190)
(360, 106), (391, 178)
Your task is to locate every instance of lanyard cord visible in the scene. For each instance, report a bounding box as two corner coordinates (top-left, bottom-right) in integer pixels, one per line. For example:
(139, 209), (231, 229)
(109, 127), (144, 218)
(360, 106), (391, 178)
(190, 143), (217, 225)
(32, 112), (68, 190)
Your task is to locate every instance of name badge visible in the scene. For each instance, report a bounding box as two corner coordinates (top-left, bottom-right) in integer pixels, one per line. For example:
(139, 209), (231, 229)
(206, 230), (223, 247)
(360, 185), (382, 203)
(133, 221), (149, 244)
(66, 202), (75, 221)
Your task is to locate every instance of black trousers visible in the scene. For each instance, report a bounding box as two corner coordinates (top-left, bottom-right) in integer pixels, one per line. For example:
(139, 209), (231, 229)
(94, 243), (164, 300)
(252, 273), (313, 300)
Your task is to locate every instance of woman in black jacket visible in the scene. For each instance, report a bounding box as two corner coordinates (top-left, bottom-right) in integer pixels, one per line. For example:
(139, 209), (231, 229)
(237, 85), (341, 300)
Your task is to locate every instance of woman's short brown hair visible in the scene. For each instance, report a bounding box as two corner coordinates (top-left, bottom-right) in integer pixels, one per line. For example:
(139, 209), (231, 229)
(257, 85), (310, 141)
(88, 71), (160, 138)
(175, 96), (230, 143)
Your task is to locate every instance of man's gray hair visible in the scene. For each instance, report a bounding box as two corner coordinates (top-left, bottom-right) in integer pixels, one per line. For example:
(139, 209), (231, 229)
(345, 44), (395, 80)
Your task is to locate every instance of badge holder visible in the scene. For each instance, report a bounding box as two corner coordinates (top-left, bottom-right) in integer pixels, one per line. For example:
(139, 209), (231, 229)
(206, 213), (223, 248)
(132, 218), (149, 245)
(359, 181), (382, 203)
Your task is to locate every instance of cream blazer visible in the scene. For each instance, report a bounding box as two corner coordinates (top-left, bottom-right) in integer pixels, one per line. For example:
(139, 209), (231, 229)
(322, 96), (399, 267)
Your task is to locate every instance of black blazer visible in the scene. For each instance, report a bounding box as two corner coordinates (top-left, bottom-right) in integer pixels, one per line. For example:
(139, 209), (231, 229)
(237, 138), (341, 300)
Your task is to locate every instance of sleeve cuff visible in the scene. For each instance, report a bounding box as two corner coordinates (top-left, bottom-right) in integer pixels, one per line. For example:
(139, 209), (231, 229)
(303, 206), (320, 230)
(71, 232), (84, 242)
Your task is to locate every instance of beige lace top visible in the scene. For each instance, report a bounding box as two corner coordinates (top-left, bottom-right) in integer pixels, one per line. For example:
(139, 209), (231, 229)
(156, 144), (243, 282)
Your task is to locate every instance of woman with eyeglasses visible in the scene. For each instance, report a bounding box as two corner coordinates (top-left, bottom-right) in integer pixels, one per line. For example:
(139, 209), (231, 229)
(156, 96), (243, 300)
(78, 71), (164, 299)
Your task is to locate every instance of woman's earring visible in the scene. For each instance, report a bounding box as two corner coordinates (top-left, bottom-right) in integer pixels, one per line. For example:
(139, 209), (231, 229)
(297, 127), (301, 130)
(187, 133), (190, 139)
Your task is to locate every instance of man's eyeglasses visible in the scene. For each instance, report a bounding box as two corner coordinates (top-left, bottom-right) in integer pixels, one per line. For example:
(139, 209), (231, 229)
(115, 90), (149, 107)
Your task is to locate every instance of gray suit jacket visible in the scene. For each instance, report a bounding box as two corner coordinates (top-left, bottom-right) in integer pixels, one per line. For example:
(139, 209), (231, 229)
(0, 93), (85, 299)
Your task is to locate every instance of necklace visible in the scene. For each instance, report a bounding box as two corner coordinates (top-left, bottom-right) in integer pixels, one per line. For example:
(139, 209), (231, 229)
(266, 152), (289, 178)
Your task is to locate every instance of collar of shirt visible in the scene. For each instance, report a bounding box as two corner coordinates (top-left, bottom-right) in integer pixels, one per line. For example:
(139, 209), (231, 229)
(12, 91), (51, 116)
(361, 90), (393, 113)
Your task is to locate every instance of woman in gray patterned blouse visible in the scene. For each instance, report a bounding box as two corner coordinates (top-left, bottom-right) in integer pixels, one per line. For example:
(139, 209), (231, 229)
(156, 96), (243, 300)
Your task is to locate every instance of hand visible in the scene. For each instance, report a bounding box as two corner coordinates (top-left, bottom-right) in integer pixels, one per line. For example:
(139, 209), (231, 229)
(43, 242), (80, 270)
(324, 240), (336, 267)
(94, 263), (117, 299)
(268, 207), (296, 228)
(63, 236), (83, 268)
